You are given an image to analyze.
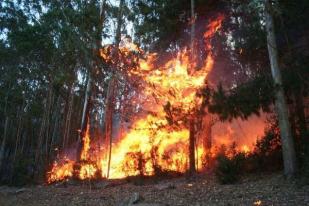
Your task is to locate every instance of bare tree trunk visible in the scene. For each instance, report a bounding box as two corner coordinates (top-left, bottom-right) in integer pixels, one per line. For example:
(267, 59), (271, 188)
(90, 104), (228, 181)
(105, 77), (116, 178)
(45, 89), (54, 160)
(49, 95), (61, 159)
(190, 0), (196, 73)
(265, 0), (297, 178)
(75, 0), (109, 161)
(188, 0), (196, 176)
(77, 73), (92, 160)
(63, 85), (74, 149)
(35, 85), (53, 171)
(0, 116), (9, 170)
(189, 119), (196, 175)
(13, 103), (25, 163)
(294, 87), (307, 136)
(0, 84), (10, 171)
(115, 0), (125, 47)
(203, 117), (213, 168)
(99, 0), (107, 44)
(118, 84), (129, 139)
(105, 0), (125, 178)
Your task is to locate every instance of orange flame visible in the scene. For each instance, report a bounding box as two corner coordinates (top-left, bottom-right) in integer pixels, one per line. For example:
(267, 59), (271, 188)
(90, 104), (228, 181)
(47, 15), (239, 183)
(80, 122), (90, 161)
(241, 145), (250, 153)
(79, 163), (97, 180)
(47, 158), (74, 183)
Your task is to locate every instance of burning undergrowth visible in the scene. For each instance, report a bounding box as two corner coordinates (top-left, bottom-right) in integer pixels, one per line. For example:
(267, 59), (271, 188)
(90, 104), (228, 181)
(46, 15), (265, 184)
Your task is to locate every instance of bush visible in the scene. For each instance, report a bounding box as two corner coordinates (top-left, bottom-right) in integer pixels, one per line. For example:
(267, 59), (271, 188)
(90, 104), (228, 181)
(215, 152), (245, 184)
(10, 155), (34, 186)
(298, 131), (309, 183)
(247, 129), (282, 173)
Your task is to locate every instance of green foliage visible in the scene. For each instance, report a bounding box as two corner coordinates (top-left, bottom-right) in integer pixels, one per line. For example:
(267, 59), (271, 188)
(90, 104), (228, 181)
(10, 155), (35, 186)
(241, 117), (282, 173)
(131, 0), (190, 51)
(297, 131), (309, 182)
(0, 0), (308, 185)
(247, 130), (282, 173)
(208, 74), (274, 121)
(0, 0), (109, 183)
(215, 152), (246, 184)
(215, 117), (283, 184)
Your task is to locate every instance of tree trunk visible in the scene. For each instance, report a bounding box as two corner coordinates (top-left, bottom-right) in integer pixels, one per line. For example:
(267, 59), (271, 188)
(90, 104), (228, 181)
(45, 88), (54, 161)
(115, 0), (125, 47)
(188, 0), (196, 176)
(264, 0), (297, 178)
(105, 77), (116, 178)
(203, 117), (213, 168)
(294, 87), (307, 136)
(63, 85), (74, 149)
(49, 95), (61, 159)
(77, 73), (92, 160)
(35, 85), (53, 171)
(189, 119), (196, 174)
(13, 103), (25, 163)
(190, 0), (196, 73)
(105, 0), (125, 178)
(0, 116), (9, 170)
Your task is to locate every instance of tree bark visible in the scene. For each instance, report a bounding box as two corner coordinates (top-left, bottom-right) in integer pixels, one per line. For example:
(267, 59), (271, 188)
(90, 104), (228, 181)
(105, 77), (116, 178)
(294, 87), (307, 136)
(265, 0), (297, 178)
(105, 0), (125, 178)
(0, 116), (9, 170)
(13, 103), (25, 163)
(77, 73), (92, 160)
(115, 0), (125, 47)
(190, 0), (196, 73)
(44, 88), (54, 161)
(63, 84), (74, 149)
(49, 95), (61, 159)
(35, 84), (53, 170)
(189, 119), (196, 174)
(203, 117), (213, 168)
(188, 0), (196, 176)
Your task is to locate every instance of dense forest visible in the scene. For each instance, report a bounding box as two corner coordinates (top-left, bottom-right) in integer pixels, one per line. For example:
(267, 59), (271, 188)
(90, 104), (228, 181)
(0, 0), (308, 205)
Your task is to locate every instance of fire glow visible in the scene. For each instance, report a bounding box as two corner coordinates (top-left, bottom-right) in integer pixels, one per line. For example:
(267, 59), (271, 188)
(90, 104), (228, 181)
(47, 15), (258, 183)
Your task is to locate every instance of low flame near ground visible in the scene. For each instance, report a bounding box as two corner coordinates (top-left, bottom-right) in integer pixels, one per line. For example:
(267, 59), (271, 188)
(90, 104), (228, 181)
(47, 15), (263, 183)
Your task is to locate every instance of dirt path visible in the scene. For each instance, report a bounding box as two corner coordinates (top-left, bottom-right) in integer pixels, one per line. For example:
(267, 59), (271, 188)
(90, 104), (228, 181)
(0, 174), (308, 206)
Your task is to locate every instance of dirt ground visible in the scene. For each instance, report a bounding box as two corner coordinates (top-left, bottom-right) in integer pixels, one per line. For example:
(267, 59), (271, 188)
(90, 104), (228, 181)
(0, 173), (308, 206)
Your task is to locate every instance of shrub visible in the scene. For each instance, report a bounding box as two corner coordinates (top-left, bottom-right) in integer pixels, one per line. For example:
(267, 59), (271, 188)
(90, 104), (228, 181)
(298, 131), (309, 183)
(10, 155), (34, 186)
(247, 129), (282, 173)
(215, 152), (245, 184)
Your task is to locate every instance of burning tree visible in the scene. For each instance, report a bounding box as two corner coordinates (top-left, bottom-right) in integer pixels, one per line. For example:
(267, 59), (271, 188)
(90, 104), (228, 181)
(46, 14), (226, 183)
(1, 0), (306, 187)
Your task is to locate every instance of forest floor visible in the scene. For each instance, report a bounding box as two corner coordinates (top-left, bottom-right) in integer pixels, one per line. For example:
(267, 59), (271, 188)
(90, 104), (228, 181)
(0, 173), (308, 206)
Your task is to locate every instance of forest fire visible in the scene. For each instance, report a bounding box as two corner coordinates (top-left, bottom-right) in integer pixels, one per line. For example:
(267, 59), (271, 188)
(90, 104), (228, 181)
(47, 158), (74, 183)
(47, 15), (260, 184)
(2, 0), (308, 205)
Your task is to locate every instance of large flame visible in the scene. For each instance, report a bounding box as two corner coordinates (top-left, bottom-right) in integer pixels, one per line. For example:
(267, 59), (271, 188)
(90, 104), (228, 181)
(47, 15), (258, 183)
(80, 122), (90, 161)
